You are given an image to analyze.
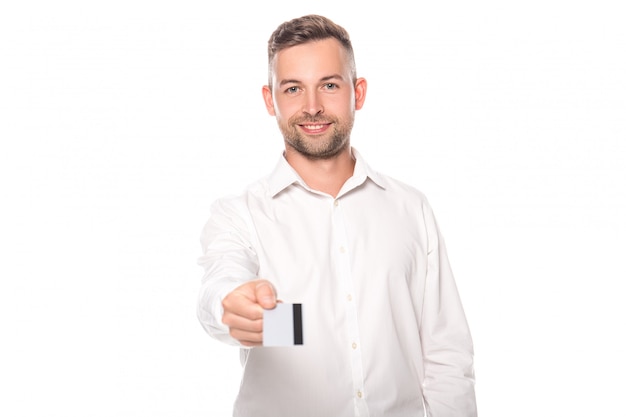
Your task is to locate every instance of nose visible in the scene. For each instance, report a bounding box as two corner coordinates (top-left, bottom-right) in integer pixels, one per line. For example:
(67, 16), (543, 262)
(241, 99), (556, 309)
(303, 91), (324, 116)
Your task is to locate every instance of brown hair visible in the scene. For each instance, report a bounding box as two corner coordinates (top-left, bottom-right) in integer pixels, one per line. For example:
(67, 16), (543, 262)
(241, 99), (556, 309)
(267, 14), (356, 86)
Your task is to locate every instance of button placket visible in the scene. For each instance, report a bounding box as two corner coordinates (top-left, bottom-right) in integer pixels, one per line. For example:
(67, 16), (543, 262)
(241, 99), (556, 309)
(331, 197), (369, 416)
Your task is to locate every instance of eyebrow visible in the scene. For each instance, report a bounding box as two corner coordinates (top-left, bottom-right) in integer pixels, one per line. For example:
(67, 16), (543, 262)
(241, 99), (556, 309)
(278, 74), (345, 87)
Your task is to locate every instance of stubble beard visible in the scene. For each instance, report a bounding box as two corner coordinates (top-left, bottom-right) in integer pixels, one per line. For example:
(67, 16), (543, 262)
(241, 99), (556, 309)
(279, 114), (354, 160)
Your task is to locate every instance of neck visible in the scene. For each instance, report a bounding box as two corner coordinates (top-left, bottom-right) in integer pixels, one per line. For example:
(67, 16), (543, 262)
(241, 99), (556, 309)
(284, 145), (355, 198)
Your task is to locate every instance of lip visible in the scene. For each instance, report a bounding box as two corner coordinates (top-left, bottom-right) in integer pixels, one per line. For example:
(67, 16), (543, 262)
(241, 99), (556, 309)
(298, 123), (332, 134)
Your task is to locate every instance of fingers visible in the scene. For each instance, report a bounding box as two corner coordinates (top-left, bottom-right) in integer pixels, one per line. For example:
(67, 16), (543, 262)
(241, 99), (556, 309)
(221, 279), (278, 346)
(222, 288), (265, 320)
(222, 311), (263, 346)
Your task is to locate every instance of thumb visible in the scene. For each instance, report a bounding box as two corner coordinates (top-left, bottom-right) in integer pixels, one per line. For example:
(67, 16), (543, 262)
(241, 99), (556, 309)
(255, 280), (277, 309)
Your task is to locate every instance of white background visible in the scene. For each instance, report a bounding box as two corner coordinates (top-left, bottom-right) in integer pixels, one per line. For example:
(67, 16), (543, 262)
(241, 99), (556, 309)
(1, 1), (625, 416)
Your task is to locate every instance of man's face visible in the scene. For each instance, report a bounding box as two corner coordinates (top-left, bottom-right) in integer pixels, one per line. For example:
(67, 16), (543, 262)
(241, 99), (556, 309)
(262, 38), (367, 159)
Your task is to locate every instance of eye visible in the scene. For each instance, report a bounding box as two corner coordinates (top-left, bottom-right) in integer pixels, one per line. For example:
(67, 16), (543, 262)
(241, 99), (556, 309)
(323, 83), (337, 90)
(285, 86), (300, 94)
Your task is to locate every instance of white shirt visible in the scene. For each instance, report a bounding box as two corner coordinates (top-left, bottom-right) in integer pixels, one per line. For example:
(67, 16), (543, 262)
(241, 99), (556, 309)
(197, 149), (477, 417)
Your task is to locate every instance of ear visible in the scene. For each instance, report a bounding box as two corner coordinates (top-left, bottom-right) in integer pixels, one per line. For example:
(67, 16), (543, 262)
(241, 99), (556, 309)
(262, 85), (276, 116)
(354, 77), (367, 111)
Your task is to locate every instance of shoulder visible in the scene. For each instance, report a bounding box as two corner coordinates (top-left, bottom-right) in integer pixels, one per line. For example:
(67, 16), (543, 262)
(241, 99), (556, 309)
(354, 149), (430, 208)
(207, 173), (275, 223)
(377, 171), (431, 206)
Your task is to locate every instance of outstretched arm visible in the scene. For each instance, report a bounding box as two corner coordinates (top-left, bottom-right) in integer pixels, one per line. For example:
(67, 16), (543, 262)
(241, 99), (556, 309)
(197, 197), (276, 346)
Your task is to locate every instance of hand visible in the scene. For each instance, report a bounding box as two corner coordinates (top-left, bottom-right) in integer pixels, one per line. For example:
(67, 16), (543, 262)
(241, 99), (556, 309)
(221, 279), (277, 347)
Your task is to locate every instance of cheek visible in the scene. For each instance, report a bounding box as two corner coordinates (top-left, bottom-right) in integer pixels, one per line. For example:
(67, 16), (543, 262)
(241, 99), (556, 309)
(273, 98), (300, 120)
(327, 98), (354, 118)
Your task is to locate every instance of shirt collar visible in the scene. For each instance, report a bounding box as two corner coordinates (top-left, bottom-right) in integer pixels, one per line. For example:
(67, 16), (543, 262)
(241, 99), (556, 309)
(267, 147), (388, 197)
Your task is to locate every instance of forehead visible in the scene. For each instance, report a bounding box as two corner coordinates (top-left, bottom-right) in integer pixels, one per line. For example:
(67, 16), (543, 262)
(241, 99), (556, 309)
(271, 38), (351, 83)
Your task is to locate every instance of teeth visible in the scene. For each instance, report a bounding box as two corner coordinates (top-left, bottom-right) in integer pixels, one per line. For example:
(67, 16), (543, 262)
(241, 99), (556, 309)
(305, 124), (324, 130)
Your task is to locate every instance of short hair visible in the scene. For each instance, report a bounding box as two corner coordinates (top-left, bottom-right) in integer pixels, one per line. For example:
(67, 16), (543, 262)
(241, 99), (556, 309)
(267, 14), (356, 87)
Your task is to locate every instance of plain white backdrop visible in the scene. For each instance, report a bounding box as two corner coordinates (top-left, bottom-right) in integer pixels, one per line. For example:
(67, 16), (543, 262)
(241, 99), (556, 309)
(1, 1), (625, 416)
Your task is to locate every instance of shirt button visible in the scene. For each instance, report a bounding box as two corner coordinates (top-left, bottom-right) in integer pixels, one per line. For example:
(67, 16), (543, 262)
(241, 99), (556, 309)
(339, 246), (346, 253)
(352, 342), (357, 349)
(334, 199), (339, 207)
(357, 390), (363, 399)
(347, 294), (352, 301)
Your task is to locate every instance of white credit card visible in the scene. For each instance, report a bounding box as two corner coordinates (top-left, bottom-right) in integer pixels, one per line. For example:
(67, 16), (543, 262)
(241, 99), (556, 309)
(263, 303), (303, 346)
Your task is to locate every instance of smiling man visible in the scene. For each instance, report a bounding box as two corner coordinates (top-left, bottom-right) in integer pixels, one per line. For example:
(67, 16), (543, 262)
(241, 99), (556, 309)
(261, 29), (366, 196)
(198, 14), (477, 417)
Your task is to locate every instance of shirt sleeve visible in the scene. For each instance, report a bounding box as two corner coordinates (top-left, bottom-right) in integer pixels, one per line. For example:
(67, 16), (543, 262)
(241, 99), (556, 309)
(419, 201), (478, 416)
(197, 196), (259, 346)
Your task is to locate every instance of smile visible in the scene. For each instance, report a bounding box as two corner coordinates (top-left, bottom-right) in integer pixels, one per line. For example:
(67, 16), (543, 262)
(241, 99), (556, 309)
(298, 123), (331, 134)
(301, 124), (327, 130)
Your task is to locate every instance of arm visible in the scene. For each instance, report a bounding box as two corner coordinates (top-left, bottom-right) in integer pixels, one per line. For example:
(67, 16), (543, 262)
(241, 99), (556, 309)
(420, 203), (477, 416)
(196, 197), (276, 346)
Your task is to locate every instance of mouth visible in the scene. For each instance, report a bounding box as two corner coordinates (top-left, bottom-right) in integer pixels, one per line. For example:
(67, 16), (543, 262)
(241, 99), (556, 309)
(298, 123), (332, 135)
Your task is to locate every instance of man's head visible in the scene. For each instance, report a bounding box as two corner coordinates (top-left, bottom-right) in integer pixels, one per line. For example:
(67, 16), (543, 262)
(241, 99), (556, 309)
(262, 15), (367, 160)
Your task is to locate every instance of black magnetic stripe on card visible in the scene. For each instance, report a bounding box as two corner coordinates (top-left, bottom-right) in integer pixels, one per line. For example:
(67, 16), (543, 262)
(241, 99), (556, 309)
(293, 303), (303, 345)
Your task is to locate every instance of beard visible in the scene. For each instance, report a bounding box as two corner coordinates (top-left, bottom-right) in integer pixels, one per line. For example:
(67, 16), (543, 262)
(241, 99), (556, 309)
(278, 113), (354, 160)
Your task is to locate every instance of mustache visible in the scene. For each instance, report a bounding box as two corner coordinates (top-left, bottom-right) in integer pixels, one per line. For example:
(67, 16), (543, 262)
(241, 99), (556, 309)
(290, 115), (336, 124)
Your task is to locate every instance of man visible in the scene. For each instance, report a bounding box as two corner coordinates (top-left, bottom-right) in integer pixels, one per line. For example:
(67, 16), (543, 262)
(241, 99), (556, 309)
(197, 14), (477, 417)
